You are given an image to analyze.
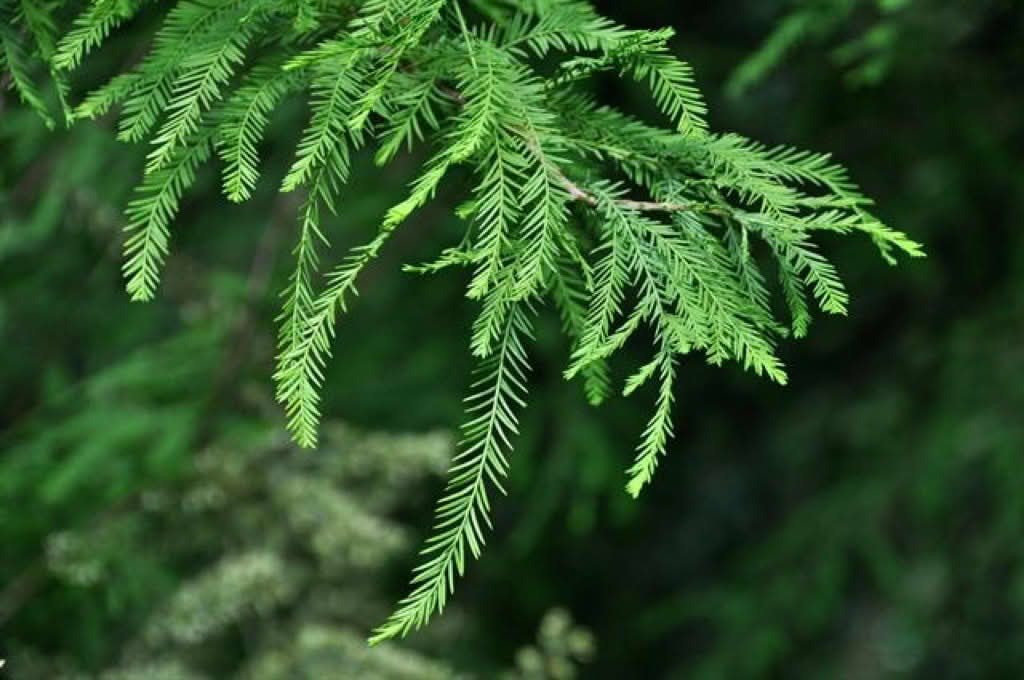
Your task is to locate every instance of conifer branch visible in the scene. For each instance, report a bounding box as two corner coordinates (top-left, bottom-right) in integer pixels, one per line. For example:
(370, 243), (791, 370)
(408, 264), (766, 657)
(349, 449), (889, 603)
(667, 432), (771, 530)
(10, 0), (925, 644)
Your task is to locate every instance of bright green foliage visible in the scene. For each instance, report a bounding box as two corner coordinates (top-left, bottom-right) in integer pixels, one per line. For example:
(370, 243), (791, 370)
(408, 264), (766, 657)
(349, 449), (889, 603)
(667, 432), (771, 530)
(5, 0), (923, 642)
(123, 128), (215, 300)
(372, 300), (534, 642)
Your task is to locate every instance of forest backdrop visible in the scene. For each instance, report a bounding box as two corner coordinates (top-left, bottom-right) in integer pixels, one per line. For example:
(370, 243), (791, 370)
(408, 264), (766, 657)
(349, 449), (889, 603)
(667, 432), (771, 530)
(2, 1), (1023, 678)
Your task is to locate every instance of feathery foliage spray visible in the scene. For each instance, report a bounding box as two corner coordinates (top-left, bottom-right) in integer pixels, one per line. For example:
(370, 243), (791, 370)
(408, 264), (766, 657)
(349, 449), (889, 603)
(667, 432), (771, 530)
(2, 0), (923, 642)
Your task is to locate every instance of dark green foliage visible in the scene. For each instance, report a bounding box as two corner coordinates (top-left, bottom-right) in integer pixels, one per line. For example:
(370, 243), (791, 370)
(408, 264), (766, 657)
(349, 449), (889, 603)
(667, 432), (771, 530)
(7, 420), (463, 679)
(6, 412), (595, 678)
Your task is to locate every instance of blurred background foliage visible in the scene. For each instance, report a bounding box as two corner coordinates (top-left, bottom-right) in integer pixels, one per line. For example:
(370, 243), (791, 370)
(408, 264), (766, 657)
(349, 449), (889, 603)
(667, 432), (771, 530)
(1, 0), (1022, 677)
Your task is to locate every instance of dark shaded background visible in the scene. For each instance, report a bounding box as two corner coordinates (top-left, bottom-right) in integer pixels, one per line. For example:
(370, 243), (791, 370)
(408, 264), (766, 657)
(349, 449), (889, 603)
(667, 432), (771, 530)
(2, 1), (1022, 677)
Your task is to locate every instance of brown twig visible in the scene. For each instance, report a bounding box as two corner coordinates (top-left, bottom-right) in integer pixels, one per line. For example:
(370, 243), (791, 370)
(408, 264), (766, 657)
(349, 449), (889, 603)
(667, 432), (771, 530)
(517, 128), (729, 216)
(551, 162), (724, 214)
(436, 81), (727, 217)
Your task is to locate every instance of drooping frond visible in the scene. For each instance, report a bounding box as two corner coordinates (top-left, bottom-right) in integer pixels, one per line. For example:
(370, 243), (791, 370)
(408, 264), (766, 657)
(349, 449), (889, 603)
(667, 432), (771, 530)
(73, 71), (143, 120)
(508, 78), (571, 299)
(344, 0), (447, 134)
(620, 32), (707, 136)
(270, 62), (363, 435)
(217, 58), (306, 202)
(273, 194), (330, 448)
(564, 198), (630, 380)
(777, 250), (812, 338)
(745, 215), (850, 316)
(123, 129), (216, 301)
(465, 127), (526, 299)
(282, 60), (364, 195)
(625, 351), (675, 498)
(145, 6), (263, 173)
(374, 71), (446, 165)
(53, 0), (148, 71)
(370, 300), (533, 644)
(550, 256), (611, 405)
(117, 0), (253, 144)
(274, 71), (361, 445)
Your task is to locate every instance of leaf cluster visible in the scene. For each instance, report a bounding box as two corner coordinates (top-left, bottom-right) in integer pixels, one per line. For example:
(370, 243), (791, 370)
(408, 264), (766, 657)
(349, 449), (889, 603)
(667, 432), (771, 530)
(3, 0), (923, 643)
